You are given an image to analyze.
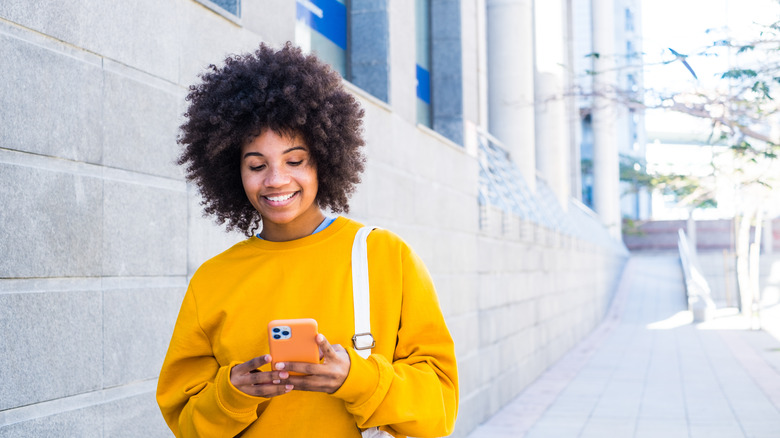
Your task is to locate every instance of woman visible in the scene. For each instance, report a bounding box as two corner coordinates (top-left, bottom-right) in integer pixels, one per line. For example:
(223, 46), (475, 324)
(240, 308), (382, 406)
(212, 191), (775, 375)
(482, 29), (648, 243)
(156, 43), (458, 437)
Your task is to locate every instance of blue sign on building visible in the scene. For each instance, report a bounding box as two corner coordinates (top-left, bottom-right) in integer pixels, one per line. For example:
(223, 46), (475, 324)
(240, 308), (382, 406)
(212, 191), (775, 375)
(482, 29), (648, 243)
(416, 64), (431, 104)
(296, 0), (347, 50)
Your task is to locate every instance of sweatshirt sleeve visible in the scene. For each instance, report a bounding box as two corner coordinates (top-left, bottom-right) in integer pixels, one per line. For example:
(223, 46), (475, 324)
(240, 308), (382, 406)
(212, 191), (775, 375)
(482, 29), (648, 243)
(332, 245), (459, 437)
(156, 285), (269, 437)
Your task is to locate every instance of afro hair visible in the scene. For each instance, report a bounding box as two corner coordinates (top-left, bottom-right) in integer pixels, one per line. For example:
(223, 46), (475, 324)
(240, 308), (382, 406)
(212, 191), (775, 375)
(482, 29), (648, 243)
(177, 43), (366, 236)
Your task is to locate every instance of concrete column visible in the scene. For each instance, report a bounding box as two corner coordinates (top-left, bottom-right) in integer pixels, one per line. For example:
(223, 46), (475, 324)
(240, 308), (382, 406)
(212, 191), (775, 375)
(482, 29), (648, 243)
(486, 0), (536, 192)
(535, 0), (570, 208)
(565, 0), (582, 203)
(387, 0), (415, 123)
(591, 0), (622, 239)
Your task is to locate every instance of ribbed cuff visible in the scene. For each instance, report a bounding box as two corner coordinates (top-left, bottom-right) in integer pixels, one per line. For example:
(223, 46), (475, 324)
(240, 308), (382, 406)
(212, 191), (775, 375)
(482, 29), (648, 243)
(215, 362), (269, 416)
(331, 348), (379, 405)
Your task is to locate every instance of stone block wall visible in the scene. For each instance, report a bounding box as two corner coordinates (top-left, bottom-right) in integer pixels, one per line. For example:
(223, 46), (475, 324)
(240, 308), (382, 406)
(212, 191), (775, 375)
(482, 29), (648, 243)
(624, 218), (780, 253)
(0, 2), (627, 436)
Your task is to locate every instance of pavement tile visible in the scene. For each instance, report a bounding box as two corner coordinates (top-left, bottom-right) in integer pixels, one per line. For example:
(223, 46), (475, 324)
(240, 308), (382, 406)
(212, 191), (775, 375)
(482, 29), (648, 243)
(579, 418), (636, 437)
(689, 419), (749, 437)
(634, 418), (689, 438)
(523, 421), (585, 438)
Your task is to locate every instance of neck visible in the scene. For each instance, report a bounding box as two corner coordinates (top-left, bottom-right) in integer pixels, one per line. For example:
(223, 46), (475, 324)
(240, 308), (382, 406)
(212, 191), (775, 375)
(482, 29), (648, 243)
(259, 209), (326, 242)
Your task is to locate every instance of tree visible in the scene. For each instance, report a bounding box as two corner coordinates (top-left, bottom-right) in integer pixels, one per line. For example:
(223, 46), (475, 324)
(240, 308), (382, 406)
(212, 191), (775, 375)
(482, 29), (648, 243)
(583, 2), (780, 319)
(654, 11), (780, 319)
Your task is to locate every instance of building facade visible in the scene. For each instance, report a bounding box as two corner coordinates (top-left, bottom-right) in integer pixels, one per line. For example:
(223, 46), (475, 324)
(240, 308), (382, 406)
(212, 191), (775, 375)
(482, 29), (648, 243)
(573, 0), (651, 224)
(0, 1), (627, 436)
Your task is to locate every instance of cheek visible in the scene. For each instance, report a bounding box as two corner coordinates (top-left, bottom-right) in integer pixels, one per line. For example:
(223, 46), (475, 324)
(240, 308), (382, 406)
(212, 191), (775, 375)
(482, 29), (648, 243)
(304, 168), (319, 194)
(240, 170), (260, 196)
(239, 170), (251, 191)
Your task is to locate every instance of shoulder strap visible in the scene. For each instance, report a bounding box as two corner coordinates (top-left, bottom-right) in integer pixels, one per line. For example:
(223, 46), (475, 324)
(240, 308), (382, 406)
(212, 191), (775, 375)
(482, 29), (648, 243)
(352, 226), (377, 359)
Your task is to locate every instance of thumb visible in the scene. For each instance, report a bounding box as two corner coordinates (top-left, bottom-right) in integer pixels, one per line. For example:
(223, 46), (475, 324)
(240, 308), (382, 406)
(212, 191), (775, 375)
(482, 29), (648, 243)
(316, 334), (336, 359)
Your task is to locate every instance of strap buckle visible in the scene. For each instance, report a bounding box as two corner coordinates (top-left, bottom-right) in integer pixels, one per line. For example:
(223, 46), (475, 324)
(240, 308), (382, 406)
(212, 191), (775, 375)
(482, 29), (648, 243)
(352, 332), (376, 350)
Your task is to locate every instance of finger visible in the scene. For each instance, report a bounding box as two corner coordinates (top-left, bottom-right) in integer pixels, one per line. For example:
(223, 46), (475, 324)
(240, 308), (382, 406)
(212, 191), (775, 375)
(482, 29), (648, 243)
(235, 354), (271, 375)
(277, 360), (319, 376)
(231, 355), (272, 385)
(284, 372), (340, 393)
(271, 371), (290, 384)
(233, 369), (289, 387)
(240, 383), (294, 398)
(316, 334), (336, 359)
(283, 371), (335, 392)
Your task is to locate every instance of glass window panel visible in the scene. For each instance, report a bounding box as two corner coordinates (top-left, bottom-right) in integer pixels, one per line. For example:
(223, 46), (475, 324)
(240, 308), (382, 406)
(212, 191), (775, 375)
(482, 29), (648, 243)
(296, 0), (348, 77)
(416, 0), (431, 126)
(211, 0), (240, 15)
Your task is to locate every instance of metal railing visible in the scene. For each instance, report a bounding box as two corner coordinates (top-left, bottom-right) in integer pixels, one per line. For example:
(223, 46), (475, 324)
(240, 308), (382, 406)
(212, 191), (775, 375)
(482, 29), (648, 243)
(476, 129), (622, 249)
(678, 229), (716, 322)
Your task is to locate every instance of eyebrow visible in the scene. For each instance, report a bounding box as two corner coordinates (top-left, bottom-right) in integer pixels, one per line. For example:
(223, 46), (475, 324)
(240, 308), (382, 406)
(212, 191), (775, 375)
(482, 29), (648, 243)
(242, 146), (307, 160)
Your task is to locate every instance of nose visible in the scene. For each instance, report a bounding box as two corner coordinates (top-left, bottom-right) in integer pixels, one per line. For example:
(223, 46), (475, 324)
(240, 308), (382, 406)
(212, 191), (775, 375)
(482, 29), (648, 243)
(263, 164), (291, 188)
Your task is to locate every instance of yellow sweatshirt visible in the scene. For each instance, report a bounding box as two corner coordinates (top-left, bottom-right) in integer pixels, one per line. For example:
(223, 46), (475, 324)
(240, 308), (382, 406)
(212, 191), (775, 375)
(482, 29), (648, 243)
(156, 217), (458, 437)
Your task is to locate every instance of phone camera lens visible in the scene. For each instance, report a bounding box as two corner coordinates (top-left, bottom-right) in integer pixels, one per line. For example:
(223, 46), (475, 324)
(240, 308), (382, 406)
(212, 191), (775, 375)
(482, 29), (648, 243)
(273, 328), (280, 333)
(273, 334), (281, 339)
(282, 331), (290, 336)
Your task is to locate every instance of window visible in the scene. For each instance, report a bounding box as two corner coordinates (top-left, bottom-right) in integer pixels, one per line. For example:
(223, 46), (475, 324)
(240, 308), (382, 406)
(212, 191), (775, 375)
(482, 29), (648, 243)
(296, 0), (349, 78)
(429, 0), (463, 145)
(350, 1), (390, 102)
(296, 0), (391, 102)
(627, 73), (638, 93)
(625, 8), (634, 32)
(195, 0), (241, 19)
(211, 0), (240, 15)
(416, 0), (432, 126)
(580, 114), (594, 208)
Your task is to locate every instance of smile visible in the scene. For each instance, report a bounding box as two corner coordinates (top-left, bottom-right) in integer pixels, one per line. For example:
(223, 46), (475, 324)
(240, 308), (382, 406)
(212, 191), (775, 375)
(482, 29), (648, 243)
(264, 192), (297, 203)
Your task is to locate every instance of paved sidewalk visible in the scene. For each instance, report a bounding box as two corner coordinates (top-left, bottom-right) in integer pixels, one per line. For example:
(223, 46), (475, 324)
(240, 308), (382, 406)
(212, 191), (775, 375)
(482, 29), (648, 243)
(468, 254), (780, 438)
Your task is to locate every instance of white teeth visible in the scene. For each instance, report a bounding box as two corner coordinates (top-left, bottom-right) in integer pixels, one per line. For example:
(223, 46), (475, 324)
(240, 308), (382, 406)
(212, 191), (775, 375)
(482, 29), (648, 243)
(265, 193), (295, 202)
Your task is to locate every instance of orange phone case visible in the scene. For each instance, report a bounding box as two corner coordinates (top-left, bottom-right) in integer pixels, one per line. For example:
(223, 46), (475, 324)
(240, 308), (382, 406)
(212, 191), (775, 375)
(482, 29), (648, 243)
(268, 318), (319, 375)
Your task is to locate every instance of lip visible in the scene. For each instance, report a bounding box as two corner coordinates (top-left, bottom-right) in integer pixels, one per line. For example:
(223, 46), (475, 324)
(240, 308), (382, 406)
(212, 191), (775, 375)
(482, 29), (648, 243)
(262, 191), (299, 207)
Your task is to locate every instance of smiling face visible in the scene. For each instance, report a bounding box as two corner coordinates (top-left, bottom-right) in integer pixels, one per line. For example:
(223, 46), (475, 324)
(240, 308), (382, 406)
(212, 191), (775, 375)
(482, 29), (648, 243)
(240, 130), (325, 242)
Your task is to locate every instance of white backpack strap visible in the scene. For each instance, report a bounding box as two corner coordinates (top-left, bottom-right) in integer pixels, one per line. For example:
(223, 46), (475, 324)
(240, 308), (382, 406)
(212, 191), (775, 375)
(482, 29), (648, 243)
(352, 226), (377, 359)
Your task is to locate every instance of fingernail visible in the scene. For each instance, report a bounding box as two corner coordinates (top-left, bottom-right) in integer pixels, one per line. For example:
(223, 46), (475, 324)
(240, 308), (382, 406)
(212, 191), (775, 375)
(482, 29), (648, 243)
(285, 385), (294, 392)
(316, 334), (324, 342)
(275, 362), (285, 370)
(279, 371), (289, 379)
(272, 379), (280, 384)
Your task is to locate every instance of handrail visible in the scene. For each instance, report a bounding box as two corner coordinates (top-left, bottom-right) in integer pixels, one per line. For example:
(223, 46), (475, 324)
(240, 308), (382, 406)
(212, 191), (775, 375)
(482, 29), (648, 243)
(678, 228), (716, 322)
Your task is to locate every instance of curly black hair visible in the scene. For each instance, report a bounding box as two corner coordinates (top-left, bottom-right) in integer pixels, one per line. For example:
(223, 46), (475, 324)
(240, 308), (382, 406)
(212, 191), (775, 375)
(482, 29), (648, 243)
(178, 43), (366, 236)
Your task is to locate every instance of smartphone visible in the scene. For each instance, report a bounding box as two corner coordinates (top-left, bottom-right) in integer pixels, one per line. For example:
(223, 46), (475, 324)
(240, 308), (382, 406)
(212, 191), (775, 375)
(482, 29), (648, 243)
(267, 318), (320, 375)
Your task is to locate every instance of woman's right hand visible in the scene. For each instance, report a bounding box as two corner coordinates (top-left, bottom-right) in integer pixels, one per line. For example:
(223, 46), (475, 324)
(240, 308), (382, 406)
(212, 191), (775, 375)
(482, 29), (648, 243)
(229, 354), (293, 397)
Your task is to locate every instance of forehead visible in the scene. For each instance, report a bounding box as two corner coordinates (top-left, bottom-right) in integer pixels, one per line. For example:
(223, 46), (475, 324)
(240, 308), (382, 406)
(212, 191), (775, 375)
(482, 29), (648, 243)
(241, 129), (308, 155)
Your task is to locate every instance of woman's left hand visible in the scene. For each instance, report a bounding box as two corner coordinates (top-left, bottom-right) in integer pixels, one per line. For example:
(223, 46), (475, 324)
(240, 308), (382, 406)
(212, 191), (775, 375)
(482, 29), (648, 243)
(275, 334), (351, 394)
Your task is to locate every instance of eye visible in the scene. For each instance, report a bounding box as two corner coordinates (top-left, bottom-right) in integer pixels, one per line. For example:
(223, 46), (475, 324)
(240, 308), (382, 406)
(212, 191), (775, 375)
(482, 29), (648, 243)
(288, 160), (303, 166)
(249, 164), (266, 171)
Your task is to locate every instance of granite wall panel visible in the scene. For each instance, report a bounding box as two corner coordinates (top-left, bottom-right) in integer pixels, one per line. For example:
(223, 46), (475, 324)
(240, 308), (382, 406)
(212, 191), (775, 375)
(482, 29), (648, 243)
(0, 32), (103, 163)
(0, 0), (180, 82)
(0, 405), (102, 438)
(0, 290), (101, 410)
(101, 68), (182, 179)
(102, 286), (186, 387)
(102, 181), (187, 277)
(0, 163), (103, 278)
